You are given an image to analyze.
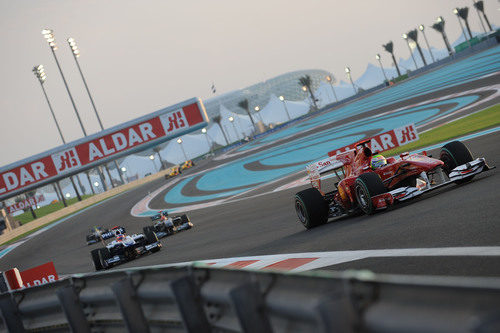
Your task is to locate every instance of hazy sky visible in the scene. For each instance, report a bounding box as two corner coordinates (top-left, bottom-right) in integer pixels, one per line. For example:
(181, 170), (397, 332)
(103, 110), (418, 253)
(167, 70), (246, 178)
(1, 0), (498, 166)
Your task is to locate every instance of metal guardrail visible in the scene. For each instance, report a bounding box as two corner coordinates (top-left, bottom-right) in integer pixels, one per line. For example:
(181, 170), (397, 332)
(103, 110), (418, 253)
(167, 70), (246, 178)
(1, 264), (500, 332)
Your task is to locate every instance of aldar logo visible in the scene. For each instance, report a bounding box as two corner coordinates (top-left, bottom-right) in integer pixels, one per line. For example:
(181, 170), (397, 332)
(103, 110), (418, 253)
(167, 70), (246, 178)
(51, 148), (82, 174)
(394, 124), (419, 145)
(160, 110), (187, 134)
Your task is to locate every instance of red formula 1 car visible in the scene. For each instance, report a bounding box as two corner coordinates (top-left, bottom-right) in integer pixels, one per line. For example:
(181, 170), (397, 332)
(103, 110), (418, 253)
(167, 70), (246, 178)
(294, 140), (493, 229)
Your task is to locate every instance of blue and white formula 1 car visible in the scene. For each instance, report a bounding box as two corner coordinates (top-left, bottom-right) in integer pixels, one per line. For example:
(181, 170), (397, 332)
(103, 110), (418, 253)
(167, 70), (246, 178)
(144, 210), (193, 238)
(86, 226), (126, 245)
(90, 229), (161, 271)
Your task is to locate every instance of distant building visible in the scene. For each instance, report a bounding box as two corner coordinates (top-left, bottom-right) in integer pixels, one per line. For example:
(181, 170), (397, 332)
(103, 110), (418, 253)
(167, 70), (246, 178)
(203, 69), (332, 118)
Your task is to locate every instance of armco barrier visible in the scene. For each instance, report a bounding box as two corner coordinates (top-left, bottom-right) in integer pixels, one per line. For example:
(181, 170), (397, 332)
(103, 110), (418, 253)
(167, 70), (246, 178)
(1, 264), (499, 332)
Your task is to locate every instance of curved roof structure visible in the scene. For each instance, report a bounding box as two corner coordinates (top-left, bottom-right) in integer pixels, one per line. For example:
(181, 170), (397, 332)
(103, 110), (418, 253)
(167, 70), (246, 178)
(203, 69), (333, 119)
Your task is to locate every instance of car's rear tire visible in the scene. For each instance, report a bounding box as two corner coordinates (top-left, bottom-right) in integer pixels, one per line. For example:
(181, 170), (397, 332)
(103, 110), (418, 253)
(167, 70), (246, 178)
(143, 226), (154, 234)
(294, 188), (329, 229)
(440, 141), (474, 184)
(180, 214), (189, 224)
(86, 235), (96, 245)
(144, 229), (159, 244)
(355, 172), (387, 215)
(144, 229), (161, 253)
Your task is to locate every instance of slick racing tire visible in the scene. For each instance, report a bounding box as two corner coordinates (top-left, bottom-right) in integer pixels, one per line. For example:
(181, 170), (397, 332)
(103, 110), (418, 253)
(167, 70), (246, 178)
(86, 235), (96, 245)
(144, 229), (161, 252)
(355, 172), (387, 215)
(91, 248), (111, 271)
(180, 214), (189, 225)
(294, 188), (329, 229)
(440, 141), (474, 184)
(90, 249), (102, 271)
(143, 226), (155, 235)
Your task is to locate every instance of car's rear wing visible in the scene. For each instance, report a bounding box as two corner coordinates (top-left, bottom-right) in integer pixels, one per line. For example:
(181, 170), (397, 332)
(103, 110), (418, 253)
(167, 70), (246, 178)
(150, 214), (162, 221)
(305, 150), (354, 193)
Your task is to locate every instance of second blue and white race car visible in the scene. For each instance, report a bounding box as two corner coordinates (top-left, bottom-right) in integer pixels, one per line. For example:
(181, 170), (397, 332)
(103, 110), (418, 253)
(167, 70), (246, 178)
(144, 210), (193, 238)
(86, 226), (126, 245)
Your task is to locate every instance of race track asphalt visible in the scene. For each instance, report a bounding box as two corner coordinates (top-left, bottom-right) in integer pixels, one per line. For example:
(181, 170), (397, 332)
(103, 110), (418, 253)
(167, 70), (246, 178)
(1, 130), (498, 277)
(0, 55), (499, 277)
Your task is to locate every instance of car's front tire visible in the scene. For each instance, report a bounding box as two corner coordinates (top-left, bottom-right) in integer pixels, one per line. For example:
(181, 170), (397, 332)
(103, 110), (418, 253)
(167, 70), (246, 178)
(91, 248), (111, 271)
(440, 141), (474, 184)
(355, 172), (386, 215)
(294, 188), (329, 229)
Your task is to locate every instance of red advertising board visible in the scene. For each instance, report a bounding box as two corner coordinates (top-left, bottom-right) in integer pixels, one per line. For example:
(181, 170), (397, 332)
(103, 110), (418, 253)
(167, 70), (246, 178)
(20, 261), (59, 288)
(6, 194), (45, 214)
(327, 124), (419, 157)
(0, 98), (208, 199)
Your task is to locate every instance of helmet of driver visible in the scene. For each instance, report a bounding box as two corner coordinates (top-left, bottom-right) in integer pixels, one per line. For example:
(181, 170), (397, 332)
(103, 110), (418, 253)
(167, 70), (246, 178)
(116, 234), (125, 242)
(371, 154), (387, 170)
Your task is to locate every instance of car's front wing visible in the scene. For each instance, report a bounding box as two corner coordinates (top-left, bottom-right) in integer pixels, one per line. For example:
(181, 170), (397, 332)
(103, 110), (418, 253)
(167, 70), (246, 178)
(387, 158), (493, 203)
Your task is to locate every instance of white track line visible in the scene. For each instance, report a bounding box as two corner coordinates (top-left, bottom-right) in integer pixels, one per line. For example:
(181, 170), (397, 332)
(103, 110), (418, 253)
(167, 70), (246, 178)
(167, 246), (500, 272)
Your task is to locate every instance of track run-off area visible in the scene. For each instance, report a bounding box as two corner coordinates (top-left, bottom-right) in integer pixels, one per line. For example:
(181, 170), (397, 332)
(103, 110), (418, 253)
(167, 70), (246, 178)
(1, 46), (499, 277)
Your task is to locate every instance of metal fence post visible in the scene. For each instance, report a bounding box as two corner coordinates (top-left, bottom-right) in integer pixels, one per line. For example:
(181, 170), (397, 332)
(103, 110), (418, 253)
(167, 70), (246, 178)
(170, 275), (211, 333)
(229, 281), (273, 333)
(111, 277), (150, 333)
(0, 294), (26, 332)
(56, 284), (90, 333)
(313, 295), (356, 333)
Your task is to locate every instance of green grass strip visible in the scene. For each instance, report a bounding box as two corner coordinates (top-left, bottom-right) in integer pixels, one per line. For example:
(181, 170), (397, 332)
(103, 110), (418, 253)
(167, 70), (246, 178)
(14, 195), (94, 224)
(1, 195), (119, 246)
(385, 104), (500, 157)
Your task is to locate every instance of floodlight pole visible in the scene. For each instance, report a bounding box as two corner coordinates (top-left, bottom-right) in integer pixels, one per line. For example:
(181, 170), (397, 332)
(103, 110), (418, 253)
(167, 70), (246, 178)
(33, 64), (82, 201)
(375, 55), (388, 82)
(419, 25), (435, 63)
(67, 38), (125, 185)
(35, 76), (65, 144)
(402, 34), (418, 70)
(42, 31), (87, 136)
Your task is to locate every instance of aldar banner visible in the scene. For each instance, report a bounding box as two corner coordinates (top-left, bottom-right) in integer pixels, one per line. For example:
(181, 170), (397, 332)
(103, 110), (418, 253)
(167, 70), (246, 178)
(0, 98), (208, 200)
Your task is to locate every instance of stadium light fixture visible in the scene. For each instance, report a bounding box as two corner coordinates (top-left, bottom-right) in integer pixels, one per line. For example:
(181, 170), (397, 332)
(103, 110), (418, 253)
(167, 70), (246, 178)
(278, 95), (291, 120)
(418, 25), (435, 62)
(402, 33), (418, 69)
(32, 65), (66, 145)
(344, 67), (357, 94)
(66, 37), (123, 184)
(201, 128), (213, 154)
(176, 138), (188, 161)
(41, 29), (86, 136)
(325, 75), (338, 102)
(228, 116), (239, 140)
(254, 106), (263, 123)
(407, 29), (427, 66)
(375, 54), (388, 82)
